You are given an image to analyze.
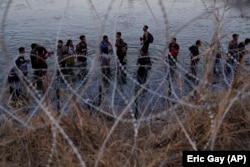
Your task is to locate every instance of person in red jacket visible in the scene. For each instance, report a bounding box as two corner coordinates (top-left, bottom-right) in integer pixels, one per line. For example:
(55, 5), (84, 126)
(167, 37), (179, 78)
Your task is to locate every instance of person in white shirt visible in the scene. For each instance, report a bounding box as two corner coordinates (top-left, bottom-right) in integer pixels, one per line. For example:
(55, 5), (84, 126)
(100, 47), (111, 74)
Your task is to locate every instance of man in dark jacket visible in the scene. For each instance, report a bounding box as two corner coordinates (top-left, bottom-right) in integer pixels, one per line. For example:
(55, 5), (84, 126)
(189, 40), (202, 81)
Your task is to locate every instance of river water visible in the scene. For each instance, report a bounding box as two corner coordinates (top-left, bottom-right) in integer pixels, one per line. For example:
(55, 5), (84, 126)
(0, 0), (250, 114)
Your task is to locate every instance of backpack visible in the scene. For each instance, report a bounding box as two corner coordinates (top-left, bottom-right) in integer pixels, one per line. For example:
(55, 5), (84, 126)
(148, 32), (154, 43)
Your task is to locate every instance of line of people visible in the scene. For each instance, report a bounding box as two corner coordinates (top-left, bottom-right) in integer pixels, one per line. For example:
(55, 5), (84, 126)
(167, 37), (202, 83)
(167, 34), (250, 85)
(7, 25), (154, 105)
(8, 23), (249, 106)
(8, 38), (86, 103)
(225, 34), (250, 76)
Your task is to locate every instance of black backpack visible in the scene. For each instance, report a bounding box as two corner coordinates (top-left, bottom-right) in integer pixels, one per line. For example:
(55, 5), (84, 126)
(148, 32), (154, 43)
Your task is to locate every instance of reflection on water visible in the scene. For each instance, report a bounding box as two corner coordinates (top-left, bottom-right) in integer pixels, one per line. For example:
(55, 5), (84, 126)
(0, 0), (250, 112)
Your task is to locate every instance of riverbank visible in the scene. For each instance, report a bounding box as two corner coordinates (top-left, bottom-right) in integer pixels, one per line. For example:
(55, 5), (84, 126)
(0, 81), (249, 166)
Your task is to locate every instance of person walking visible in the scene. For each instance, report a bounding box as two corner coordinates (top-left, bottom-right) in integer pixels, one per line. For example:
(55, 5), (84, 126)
(188, 40), (202, 83)
(76, 35), (88, 66)
(8, 66), (22, 105)
(100, 35), (113, 54)
(167, 37), (179, 78)
(134, 50), (152, 119)
(100, 35), (113, 74)
(64, 39), (76, 75)
(115, 32), (126, 65)
(76, 35), (88, 80)
(16, 47), (30, 77)
(56, 40), (66, 73)
(35, 45), (53, 91)
(237, 38), (250, 64)
(140, 25), (151, 54)
(136, 50), (152, 85)
(226, 34), (239, 75)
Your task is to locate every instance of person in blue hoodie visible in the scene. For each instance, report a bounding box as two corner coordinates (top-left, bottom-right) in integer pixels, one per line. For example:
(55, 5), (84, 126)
(15, 47), (30, 76)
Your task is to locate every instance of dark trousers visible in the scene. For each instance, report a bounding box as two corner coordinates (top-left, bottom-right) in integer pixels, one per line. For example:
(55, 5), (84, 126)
(225, 53), (237, 76)
(60, 61), (67, 74)
(190, 59), (199, 77)
(78, 62), (88, 80)
(60, 61), (66, 68)
(9, 86), (21, 101)
(167, 54), (177, 78)
(213, 58), (221, 78)
(137, 67), (148, 84)
(33, 70), (44, 90)
(141, 42), (149, 54)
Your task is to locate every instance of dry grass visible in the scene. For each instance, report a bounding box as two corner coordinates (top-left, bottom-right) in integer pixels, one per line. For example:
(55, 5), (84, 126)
(0, 87), (249, 167)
